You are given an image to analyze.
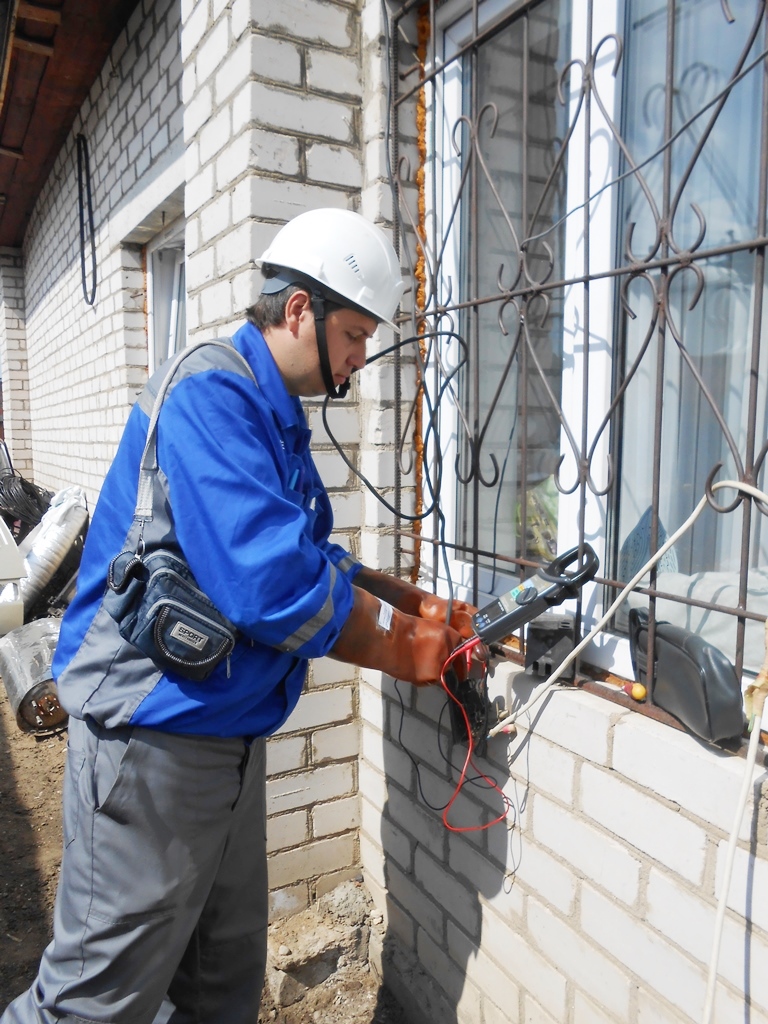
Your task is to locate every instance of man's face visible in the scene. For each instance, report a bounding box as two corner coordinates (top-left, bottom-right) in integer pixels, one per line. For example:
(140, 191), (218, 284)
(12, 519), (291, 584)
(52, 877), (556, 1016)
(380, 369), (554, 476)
(294, 303), (377, 396)
(273, 290), (380, 397)
(322, 307), (378, 393)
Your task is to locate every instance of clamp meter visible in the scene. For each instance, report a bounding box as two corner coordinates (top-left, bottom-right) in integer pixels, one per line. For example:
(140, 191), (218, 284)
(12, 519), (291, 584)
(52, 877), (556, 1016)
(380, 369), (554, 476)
(472, 544), (599, 646)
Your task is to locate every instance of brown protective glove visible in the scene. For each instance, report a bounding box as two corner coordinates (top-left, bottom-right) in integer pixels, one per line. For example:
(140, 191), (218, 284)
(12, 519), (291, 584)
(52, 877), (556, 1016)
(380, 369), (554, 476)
(417, 592), (476, 639)
(330, 586), (464, 686)
(352, 566), (478, 639)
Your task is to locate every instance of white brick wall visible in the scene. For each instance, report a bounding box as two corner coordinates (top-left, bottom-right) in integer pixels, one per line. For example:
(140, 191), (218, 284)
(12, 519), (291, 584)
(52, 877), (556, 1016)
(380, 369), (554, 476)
(580, 761), (708, 884)
(361, 668), (768, 1024)
(532, 794), (642, 904)
(0, 251), (32, 474)
(181, 0), (365, 342)
(20, 0), (183, 504)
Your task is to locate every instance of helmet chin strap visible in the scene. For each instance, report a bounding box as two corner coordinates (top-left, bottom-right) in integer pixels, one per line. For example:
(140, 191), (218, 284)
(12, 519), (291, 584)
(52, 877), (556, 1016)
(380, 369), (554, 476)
(310, 290), (350, 400)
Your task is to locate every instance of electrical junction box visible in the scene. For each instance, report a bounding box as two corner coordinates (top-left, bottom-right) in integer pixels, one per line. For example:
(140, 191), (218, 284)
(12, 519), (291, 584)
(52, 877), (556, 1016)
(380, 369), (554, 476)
(525, 612), (576, 681)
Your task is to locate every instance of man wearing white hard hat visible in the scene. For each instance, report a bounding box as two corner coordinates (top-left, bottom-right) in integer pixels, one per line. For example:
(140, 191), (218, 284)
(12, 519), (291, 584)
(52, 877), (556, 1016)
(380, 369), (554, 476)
(1, 209), (475, 1024)
(255, 207), (404, 398)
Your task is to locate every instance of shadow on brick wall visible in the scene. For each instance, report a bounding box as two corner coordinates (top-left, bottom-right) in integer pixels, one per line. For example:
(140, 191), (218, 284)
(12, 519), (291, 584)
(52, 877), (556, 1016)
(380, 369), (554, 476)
(370, 676), (520, 1024)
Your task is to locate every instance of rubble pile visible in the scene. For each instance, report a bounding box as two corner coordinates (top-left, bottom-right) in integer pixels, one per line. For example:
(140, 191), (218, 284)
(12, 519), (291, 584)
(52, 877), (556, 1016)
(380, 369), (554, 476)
(259, 880), (404, 1024)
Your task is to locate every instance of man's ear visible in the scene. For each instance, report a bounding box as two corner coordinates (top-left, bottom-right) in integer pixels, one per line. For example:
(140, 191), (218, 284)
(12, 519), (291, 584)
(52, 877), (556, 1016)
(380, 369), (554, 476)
(283, 289), (312, 335)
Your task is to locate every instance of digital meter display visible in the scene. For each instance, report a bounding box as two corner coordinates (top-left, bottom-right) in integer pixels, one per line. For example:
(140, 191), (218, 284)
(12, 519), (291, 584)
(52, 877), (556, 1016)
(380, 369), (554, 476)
(481, 583), (536, 623)
(473, 579), (545, 640)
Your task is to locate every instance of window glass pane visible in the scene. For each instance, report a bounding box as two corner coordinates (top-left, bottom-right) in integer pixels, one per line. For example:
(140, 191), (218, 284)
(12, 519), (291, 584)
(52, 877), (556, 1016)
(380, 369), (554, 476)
(456, 0), (572, 570)
(617, 0), (766, 572)
(615, 0), (768, 671)
(173, 260), (186, 357)
(407, 0), (768, 677)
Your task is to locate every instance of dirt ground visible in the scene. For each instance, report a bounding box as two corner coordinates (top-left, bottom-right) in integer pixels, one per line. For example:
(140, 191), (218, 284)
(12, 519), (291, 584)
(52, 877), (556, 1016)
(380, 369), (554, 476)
(0, 686), (66, 1010)
(0, 687), (405, 1023)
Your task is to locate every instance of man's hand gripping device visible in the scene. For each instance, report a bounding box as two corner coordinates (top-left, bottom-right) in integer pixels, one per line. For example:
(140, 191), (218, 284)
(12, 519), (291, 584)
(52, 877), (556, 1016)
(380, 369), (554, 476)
(445, 545), (599, 753)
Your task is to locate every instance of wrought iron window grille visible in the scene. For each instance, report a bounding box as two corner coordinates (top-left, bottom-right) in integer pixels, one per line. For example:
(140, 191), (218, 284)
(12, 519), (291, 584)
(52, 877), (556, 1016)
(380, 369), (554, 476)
(383, 0), (768, 692)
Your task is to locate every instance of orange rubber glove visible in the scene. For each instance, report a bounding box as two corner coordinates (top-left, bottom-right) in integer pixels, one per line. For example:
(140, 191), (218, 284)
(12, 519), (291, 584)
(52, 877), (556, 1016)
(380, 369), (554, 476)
(330, 586), (464, 686)
(352, 566), (478, 639)
(416, 593), (476, 639)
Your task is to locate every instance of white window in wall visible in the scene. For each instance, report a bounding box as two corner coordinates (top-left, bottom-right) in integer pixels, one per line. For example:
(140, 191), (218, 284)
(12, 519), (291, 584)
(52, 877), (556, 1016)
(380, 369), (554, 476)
(146, 218), (186, 373)
(412, 0), (768, 678)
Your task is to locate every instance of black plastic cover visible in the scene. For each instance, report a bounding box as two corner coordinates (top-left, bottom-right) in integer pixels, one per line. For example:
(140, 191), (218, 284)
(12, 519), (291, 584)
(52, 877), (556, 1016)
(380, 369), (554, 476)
(628, 608), (745, 743)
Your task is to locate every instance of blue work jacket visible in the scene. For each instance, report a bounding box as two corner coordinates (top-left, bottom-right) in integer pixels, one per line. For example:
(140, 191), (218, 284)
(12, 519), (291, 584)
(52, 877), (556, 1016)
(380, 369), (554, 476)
(52, 323), (360, 737)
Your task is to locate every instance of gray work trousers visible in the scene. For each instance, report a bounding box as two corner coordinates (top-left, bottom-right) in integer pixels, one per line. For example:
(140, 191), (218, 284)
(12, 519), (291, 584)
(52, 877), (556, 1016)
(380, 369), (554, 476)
(1, 716), (268, 1024)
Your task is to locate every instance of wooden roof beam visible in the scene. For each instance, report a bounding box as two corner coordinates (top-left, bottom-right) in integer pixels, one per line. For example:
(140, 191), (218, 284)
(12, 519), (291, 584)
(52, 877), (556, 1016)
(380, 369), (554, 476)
(17, 3), (61, 24)
(0, 1), (20, 115)
(14, 33), (54, 56)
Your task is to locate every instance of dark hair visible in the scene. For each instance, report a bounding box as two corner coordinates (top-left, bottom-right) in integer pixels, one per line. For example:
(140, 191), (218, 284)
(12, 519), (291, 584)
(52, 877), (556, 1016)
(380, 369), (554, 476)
(245, 285), (304, 331)
(245, 285), (346, 331)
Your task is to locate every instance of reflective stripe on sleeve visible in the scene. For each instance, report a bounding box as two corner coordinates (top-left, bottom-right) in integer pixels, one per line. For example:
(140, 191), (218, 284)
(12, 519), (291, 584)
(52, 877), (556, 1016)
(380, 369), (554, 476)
(276, 564), (339, 653)
(336, 554), (360, 575)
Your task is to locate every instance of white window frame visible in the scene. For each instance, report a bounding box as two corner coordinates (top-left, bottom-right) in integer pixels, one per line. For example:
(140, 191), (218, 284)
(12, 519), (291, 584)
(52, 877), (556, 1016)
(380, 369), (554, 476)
(146, 216), (186, 374)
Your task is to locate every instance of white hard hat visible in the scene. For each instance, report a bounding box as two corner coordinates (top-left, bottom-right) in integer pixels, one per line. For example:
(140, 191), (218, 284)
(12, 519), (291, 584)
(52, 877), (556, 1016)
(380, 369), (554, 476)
(256, 208), (404, 329)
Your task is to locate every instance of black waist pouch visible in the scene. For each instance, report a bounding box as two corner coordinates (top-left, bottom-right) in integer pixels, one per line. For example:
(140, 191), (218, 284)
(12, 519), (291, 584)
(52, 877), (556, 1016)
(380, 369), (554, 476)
(105, 549), (237, 683)
(628, 607), (745, 743)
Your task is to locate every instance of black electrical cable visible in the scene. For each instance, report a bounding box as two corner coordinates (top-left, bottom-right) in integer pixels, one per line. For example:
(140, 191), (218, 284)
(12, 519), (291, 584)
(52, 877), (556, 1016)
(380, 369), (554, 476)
(322, 329), (467, 522)
(322, 327), (465, 632)
(393, 678), (451, 812)
(392, 673), (504, 812)
(76, 133), (97, 306)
